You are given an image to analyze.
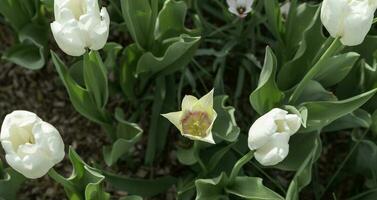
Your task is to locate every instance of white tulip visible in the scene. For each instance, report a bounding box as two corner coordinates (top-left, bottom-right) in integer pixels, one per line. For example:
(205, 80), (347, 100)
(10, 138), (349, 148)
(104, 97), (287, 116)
(226, 0), (254, 18)
(321, 0), (377, 46)
(51, 0), (110, 56)
(162, 89), (217, 144)
(0, 111), (65, 179)
(248, 108), (301, 166)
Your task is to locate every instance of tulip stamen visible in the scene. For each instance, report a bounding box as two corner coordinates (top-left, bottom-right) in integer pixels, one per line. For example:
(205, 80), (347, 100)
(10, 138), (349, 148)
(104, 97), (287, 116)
(237, 7), (246, 15)
(181, 111), (211, 138)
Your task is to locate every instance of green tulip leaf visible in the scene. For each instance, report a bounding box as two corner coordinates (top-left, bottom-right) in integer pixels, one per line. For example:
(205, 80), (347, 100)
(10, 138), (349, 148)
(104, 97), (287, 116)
(323, 109), (372, 132)
(212, 96), (240, 142)
(136, 34), (201, 75)
(195, 173), (229, 200)
(285, 139), (320, 200)
(121, 0), (153, 50)
(51, 51), (110, 125)
(83, 51), (109, 109)
(103, 108), (143, 166)
(250, 47), (284, 115)
(0, 167), (26, 200)
(155, 0), (190, 40)
(302, 89), (377, 132)
(104, 171), (176, 197)
(225, 177), (284, 200)
(314, 52), (360, 87)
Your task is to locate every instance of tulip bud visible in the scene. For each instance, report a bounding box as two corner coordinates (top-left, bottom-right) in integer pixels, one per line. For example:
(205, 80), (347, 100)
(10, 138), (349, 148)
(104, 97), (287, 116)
(248, 108), (301, 166)
(51, 0), (110, 56)
(321, 0), (377, 46)
(0, 111), (65, 179)
(162, 89), (217, 144)
(226, 0), (254, 18)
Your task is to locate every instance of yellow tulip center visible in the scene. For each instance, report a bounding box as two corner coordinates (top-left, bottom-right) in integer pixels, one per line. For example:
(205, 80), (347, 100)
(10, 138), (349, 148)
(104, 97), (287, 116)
(181, 111), (212, 138)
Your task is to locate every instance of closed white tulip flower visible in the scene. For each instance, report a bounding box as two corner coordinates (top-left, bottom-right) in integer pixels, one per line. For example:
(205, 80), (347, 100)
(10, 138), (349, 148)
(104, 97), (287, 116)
(321, 0), (377, 46)
(227, 0), (254, 18)
(162, 89), (217, 144)
(0, 111), (65, 179)
(248, 108), (301, 166)
(51, 0), (110, 56)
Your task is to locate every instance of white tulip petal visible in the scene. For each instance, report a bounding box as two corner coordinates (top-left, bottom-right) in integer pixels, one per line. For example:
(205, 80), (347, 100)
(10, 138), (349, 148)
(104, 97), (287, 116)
(254, 132), (290, 166)
(51, 21), (86, 56)
(285, 114), (301, 135)
(1, 111), (65, 179)
(248, 114), (277, 150)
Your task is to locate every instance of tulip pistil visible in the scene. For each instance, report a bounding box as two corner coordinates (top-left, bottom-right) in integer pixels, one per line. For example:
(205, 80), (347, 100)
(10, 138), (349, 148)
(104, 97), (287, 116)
(181, 111), (211, 137)
(237, 7), (246, 15)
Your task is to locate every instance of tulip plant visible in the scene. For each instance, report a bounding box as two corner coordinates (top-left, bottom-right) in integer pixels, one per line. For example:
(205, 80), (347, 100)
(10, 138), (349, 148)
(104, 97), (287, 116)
(1, 0), (377, 199)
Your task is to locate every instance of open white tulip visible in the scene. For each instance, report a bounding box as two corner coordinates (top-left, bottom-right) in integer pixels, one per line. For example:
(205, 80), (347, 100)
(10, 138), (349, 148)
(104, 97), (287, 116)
(51, 0), (110, 56)
(227, 0), (254, 18)
(0, 111), (65, 179)
(321, 0), (377, 46)
(162, 89), (217, 144)
(248, 108), (301, 166)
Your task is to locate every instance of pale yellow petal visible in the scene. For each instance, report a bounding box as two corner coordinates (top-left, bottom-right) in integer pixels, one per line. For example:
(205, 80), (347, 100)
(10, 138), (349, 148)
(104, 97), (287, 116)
(198, 89), (214, 108)
(182, 95), (198, 110)
(161, 111), (183, 132)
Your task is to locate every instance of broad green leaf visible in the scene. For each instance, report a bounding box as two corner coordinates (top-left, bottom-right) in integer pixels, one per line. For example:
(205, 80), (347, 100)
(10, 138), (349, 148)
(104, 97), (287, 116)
(296, 80), (336, 104)
(136, 34), (201, 75)
(103, 108), (143, 166)
(349, 139), (377, 189)
(285, 139), (320, 200)
(278, 5), (326, 90)
(263, 0), (284, 41)
(351, 35), (377, 65)
(301, 89), (377, 132)
(2, 24), (47, 70)
(225, 177), (284, 200)
(51, 51), (110, 125)
(119, 196), (143, 200)
(0, 0), (37, 31)
(207, 144), (234, 171)
(212, 96), (240, 142)
(83, 51), (109, 109)
(284, 3), (319, 56)
(314, 52), (360, 87)
(155, 0), (188, 40)
(177, 146), (198, 166)
(195, 173), (229, 200)
(121, 0), (153, 49)
(65, 147), (110, 200)
(250, 47), (284, 115)
(0, 168), (25, 200)
(103, 42), (123, 70)
(104, 171), (176, 197)
(119, 44), (143, 100)
(323, 109), (372, 132)
(275, 132), (320, 171)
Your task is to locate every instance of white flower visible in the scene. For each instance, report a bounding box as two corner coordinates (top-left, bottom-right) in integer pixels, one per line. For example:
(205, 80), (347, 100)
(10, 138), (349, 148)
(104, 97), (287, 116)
(51, 0), (110, 56)
(0, 111), (65, 179)
(162, 89), (217, 144)
(280, 2), (291, 17)
(321, 0), (377, 46)
(227, 0), (254, 18)
(248, 108), (301, 166)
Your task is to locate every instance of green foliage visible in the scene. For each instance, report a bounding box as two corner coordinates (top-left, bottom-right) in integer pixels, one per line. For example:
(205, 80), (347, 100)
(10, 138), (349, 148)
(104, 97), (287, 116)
(0, 0), (48, 69)
(104, 171), (176, 197)
(0, 167), (25, 200)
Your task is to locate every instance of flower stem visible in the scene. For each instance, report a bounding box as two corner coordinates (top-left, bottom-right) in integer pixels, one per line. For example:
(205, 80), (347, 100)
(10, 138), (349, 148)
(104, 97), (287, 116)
(48, 168), (76, 193)
(289, 37), (342, 104)
(194, 141), (208, 175)
(229, 151), (254, 182)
